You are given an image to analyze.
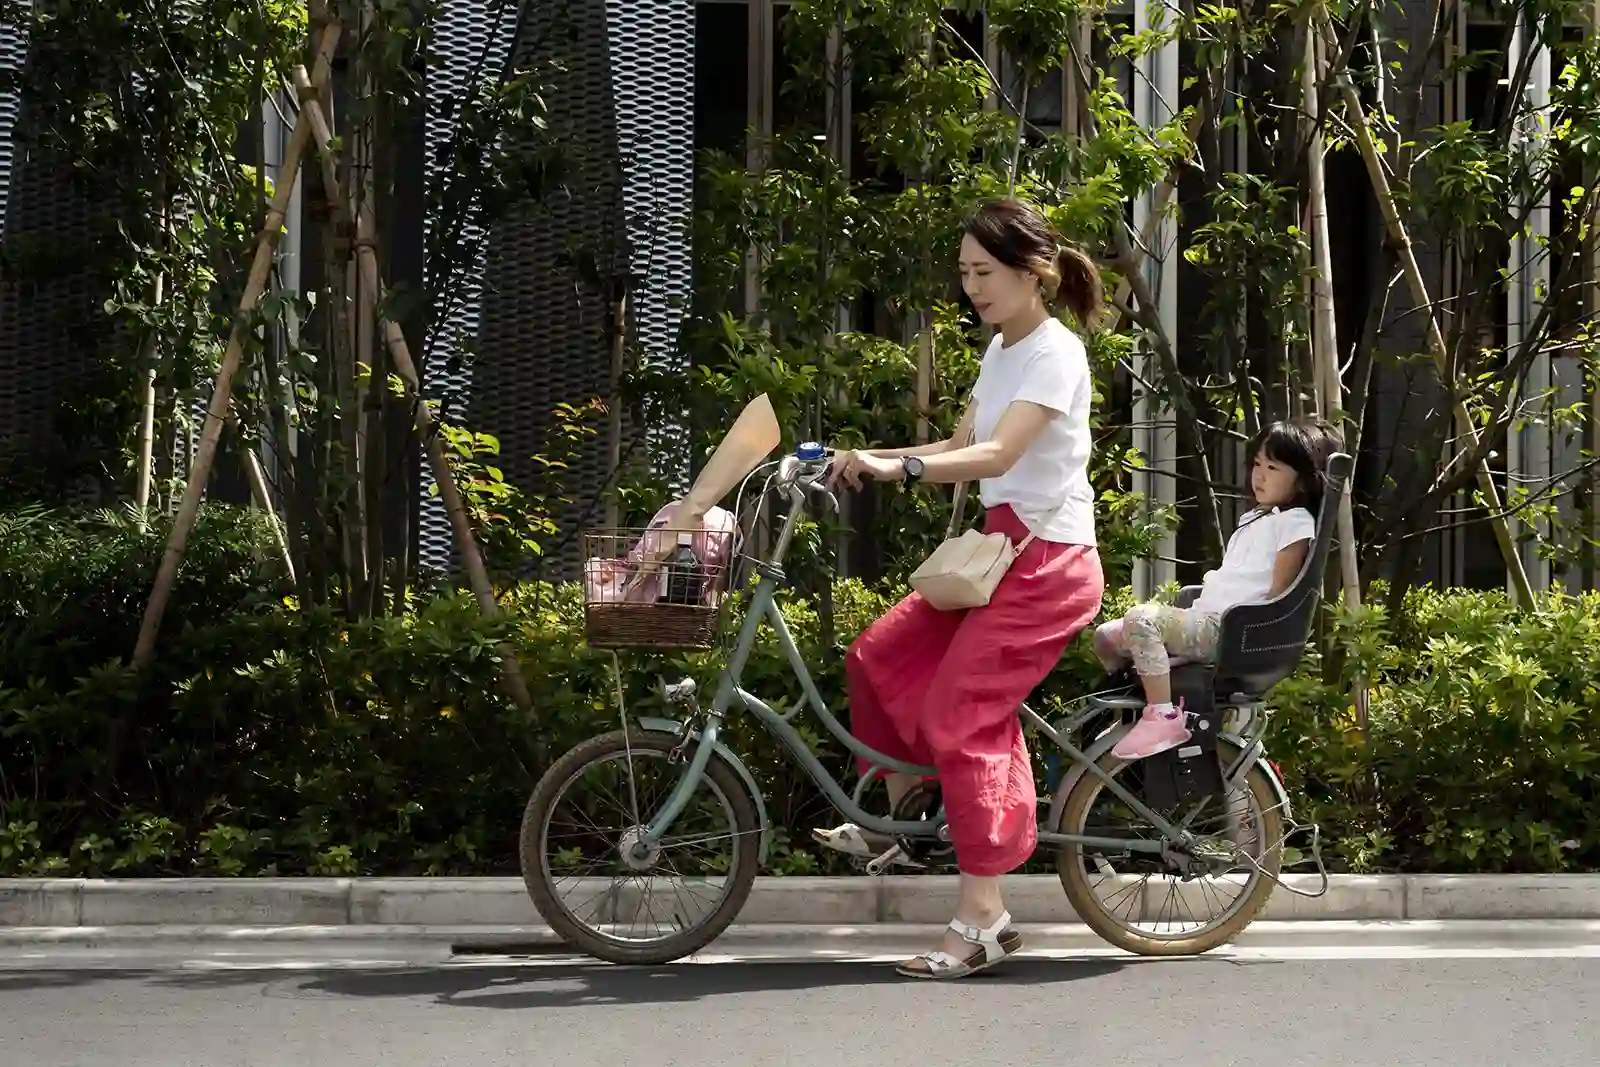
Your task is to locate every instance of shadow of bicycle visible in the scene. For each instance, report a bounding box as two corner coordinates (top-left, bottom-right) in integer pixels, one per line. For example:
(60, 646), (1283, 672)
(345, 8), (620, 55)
(294, 956), (1131, 1009)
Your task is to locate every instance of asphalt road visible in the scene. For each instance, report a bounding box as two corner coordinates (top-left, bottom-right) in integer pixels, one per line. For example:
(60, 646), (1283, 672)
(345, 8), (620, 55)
(2, 937), (1595, 1067)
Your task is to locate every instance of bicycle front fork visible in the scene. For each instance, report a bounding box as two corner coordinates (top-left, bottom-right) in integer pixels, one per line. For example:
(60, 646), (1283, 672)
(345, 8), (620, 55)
(630, 677), (722, 860)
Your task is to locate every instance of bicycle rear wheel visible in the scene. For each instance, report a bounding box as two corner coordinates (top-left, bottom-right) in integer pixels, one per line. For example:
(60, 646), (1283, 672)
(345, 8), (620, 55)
(520, 728), (762, 965)
(1054, 739), (1284, 956)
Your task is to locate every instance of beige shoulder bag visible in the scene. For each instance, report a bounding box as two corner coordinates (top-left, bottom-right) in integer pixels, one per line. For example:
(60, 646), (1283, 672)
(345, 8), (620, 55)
(908, 419), (1051, 611)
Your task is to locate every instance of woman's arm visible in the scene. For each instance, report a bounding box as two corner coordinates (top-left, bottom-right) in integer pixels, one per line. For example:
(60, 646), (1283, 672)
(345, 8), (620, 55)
(912, 400), (1056, 484)
(864, 403), (977, 461)
(828, 400), (1056, 489)
(831, 339), (1082, 489)
(1267, 540), (1310, 597)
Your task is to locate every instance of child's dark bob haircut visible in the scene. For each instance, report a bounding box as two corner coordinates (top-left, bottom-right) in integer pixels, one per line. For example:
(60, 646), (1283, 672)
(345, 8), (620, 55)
(1244, 418), (1339, 518)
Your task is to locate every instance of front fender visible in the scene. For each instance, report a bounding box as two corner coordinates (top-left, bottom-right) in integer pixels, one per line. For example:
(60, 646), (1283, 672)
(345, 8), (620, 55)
(637, 717), (773, 866)
(1045, 724), (1291, 834)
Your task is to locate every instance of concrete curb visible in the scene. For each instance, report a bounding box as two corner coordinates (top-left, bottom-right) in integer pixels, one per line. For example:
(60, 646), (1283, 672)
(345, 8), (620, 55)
(4, 874), (1600, 929)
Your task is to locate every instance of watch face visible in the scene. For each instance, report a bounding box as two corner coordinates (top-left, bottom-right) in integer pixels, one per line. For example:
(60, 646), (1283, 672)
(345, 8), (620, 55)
(904, 457), (924, 478)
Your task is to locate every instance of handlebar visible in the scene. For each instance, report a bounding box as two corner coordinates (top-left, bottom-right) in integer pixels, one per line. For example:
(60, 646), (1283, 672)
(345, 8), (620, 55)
(735, 445), (837, 574)
(776, 453), (839, 515)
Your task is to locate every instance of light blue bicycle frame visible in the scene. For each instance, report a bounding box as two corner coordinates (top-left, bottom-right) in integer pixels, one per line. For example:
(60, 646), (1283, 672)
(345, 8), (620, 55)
(638, 458), (1199, 857)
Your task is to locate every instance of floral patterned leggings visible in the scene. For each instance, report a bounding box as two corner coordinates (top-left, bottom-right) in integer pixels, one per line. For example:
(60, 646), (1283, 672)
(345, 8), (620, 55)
(1094, 603), (1222, 678)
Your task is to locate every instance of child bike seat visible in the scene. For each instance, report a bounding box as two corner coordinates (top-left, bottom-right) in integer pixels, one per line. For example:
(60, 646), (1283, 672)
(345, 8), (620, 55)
(1170, 451), (1352, 704)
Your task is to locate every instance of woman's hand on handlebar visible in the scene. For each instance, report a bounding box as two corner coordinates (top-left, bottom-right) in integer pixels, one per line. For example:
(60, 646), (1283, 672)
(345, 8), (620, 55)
(827, 448), (904, 491)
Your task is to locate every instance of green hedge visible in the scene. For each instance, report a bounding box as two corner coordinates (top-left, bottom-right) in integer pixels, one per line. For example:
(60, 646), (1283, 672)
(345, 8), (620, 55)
(2, 507), (1598, 877)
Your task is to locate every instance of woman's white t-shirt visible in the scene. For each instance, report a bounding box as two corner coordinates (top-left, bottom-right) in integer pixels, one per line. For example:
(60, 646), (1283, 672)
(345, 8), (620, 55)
(970, 317), (1096, 546)
(1190, 506), (1316, 614)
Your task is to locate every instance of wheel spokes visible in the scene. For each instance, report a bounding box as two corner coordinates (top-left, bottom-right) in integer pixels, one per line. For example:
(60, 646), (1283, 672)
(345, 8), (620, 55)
(1071, 764), (1272, 940)
(538, 749), (743, 945)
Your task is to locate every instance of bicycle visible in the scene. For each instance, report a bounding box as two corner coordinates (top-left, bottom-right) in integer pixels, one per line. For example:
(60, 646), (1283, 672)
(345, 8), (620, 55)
(520, 440), (1349, 965)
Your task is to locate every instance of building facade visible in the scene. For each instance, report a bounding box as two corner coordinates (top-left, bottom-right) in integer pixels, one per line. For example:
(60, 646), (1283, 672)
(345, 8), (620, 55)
(0, 1), (1594, 593)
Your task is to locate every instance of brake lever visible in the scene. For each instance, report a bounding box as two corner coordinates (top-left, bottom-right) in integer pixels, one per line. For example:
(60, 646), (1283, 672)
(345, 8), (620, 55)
(804, 467), (841, 513)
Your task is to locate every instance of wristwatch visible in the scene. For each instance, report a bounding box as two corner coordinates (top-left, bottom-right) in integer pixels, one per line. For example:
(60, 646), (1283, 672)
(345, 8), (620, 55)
(901, 456), (925, 484)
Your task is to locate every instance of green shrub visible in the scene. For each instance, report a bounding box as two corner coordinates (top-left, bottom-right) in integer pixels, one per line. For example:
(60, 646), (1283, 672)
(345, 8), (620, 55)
(1271, 589), (1600, 874)
(1, 505), (1597, 877)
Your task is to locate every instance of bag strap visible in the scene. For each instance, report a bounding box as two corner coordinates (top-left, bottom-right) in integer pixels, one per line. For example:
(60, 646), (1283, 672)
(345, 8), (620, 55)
(945, 418), (978, 539)
(943, 401), (1068, 546)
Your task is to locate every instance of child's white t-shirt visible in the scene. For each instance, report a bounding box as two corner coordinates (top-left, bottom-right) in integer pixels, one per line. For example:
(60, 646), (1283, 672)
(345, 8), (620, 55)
(970, 316), (1096, 546)
(1191, 506), (1316, 614)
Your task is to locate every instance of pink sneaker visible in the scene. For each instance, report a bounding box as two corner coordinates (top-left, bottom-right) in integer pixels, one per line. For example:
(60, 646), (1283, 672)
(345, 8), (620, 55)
(1112, 703), (1192, 760)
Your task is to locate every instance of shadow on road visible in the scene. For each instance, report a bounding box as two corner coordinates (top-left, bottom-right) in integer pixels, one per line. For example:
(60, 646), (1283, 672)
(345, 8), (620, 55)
(0, 956), (1137, 1007)
(300, 957), (1133, 1008)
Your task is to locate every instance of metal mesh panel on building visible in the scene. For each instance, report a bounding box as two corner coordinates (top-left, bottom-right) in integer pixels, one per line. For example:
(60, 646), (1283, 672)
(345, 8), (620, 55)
(472, 0), (621, 580)
(0, 16), (102, 481)
(0, 17), (23, 228)
(420, 0), (520, 571)
(608, 0), (693, 492)
(461, 0), (695, 578)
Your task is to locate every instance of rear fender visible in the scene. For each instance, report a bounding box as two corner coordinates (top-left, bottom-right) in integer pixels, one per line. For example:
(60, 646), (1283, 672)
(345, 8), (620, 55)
(1231, 736), (1292, 822)
(1044, 724), (1291, 832)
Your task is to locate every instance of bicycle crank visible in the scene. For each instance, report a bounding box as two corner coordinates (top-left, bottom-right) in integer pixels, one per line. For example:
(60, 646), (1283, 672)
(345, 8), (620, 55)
(890, 782), (956, 866)
(864, 844), (922, 876)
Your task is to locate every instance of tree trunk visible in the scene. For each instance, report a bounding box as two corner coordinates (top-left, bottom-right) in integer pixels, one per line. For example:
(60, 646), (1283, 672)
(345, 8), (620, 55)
(605, 290), (629, 529)
(361, 269), (389, 617)
(290, 60), (535, 715)
(1320, 13), (1536, 608)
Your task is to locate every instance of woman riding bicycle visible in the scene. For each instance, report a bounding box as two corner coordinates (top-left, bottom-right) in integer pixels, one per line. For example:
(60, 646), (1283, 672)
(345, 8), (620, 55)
(821, 197), (1105, 980)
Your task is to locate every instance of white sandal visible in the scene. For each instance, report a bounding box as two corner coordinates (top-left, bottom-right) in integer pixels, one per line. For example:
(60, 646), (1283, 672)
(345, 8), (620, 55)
(810, 823), (890, 858)
(895, 911), (1023, 980)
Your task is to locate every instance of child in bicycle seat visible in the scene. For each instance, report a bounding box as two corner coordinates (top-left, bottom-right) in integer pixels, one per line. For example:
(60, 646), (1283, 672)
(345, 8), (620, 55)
(1097, 418), (1338, 762)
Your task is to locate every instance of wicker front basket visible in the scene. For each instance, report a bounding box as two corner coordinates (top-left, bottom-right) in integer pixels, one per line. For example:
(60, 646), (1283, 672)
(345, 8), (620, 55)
(580, 527), (733, 651)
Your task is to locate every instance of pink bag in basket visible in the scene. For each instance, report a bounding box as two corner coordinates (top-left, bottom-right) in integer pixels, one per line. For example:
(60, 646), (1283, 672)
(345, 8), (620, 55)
(583, 501), (737, 606)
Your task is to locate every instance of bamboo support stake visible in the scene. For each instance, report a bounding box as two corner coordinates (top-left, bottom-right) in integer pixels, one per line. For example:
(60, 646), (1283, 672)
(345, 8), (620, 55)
(229, 414), (298, 586)
(133, 267), (164, 519)
(243, 449), (295, 583)
(1303, 20), (1367, 727)
(290, 63), (535, 715)
(355, 221), (534, 714)
(1319, 14), (1536, 608)
(131, 19), (342, 670)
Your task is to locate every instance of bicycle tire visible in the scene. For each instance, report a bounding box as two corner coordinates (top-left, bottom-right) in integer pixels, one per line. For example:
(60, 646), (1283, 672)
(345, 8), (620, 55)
(520, 728), (762, 965)
(1054, 740), (1283, 956)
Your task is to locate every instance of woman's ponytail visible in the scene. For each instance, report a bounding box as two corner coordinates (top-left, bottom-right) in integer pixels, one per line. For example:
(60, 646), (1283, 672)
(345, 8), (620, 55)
(1056, 245), (1103, 329)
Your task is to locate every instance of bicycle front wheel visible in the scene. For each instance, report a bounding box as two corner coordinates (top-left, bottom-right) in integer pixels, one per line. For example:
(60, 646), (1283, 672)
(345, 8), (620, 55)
(1054, 739), (1284, 956)
(520, 728), (762, 965)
